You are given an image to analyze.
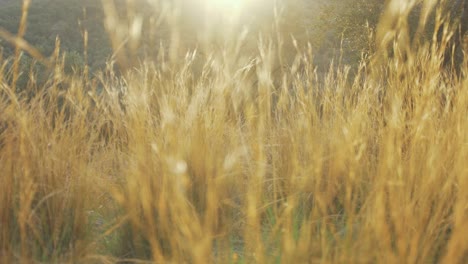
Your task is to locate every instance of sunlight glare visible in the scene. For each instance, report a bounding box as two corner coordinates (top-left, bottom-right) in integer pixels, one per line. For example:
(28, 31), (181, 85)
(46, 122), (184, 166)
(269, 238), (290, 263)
(208, 0), (244, 10)
(203, 0), (254, 16)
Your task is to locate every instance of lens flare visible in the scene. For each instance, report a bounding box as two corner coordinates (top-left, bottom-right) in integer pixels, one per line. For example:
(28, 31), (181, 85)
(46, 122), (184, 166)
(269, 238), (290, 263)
(209, 0), (243, 10)
(201, 0), (264, 23)
(203, 0), (253, 15)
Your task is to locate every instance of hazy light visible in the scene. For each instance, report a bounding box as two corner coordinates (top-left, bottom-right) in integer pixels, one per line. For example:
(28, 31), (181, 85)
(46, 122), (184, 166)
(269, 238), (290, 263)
(183, 0), (268, 30)
(203, 0), (256, 17)
(207, 0), (244, 10)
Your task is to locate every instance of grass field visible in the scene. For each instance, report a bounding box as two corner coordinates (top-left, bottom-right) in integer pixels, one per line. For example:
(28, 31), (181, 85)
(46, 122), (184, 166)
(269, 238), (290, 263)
(0, 0), (467, 263)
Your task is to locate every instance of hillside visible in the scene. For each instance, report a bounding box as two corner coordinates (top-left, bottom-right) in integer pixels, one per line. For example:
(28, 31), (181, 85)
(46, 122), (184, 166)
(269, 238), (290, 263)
(0, 0), (387, 75)
(0, 0), (111, 69)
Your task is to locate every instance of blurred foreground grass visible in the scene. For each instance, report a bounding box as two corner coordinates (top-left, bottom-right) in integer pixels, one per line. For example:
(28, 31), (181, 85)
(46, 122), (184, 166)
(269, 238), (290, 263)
(0, 0), (467, 263)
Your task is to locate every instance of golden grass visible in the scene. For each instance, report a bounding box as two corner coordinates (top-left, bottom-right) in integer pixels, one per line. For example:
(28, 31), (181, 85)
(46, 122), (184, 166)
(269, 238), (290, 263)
(0, 0), (467, 263)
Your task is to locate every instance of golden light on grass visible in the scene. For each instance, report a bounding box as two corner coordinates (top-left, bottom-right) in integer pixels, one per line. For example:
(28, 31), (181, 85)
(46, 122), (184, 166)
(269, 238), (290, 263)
(0, 0), (467, 263)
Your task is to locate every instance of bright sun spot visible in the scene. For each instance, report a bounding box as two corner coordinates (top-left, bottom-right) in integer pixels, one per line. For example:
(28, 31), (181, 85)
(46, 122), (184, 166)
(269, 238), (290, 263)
(209, 0), (243, 9)
(204, 0), (252, 14)
(193, 0), (266, 27)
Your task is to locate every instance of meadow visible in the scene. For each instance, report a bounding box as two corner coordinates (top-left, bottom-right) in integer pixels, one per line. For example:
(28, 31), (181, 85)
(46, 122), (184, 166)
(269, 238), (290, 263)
(0, 0), (467, 263)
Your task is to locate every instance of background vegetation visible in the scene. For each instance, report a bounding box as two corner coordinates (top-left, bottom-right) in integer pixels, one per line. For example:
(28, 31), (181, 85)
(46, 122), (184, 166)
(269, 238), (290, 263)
(0, 0), (467, 263)
(0, 0), (388, 76)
